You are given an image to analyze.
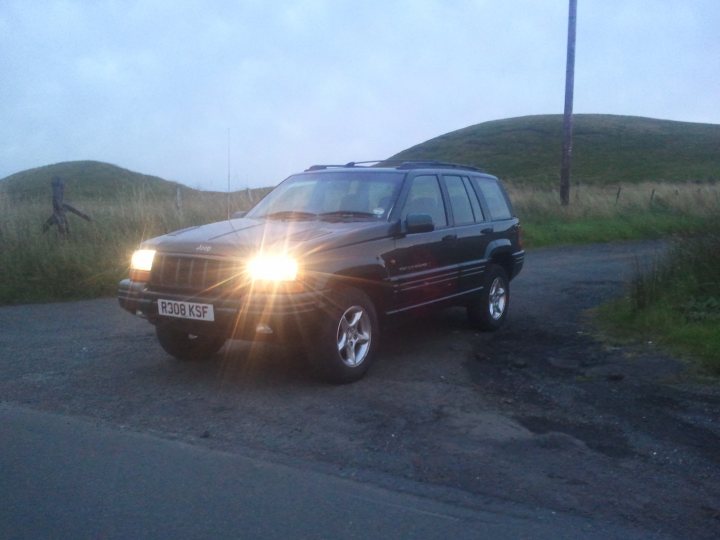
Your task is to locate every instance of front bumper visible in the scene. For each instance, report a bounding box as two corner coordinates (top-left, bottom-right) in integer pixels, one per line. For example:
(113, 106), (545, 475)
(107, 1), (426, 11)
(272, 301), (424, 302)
(118, 279), (328, 340)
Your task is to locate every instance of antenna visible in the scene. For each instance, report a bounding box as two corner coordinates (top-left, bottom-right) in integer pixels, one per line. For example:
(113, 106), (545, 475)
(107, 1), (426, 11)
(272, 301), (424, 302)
(227, 127), (231, 220)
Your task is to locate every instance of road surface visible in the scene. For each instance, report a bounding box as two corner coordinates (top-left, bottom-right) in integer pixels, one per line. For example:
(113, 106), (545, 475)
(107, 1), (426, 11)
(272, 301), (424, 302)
(1, 242), (718, 538)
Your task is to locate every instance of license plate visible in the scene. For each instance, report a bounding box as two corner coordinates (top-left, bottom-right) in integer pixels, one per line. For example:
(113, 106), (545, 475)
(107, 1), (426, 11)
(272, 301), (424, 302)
(157, 299), (215, 322)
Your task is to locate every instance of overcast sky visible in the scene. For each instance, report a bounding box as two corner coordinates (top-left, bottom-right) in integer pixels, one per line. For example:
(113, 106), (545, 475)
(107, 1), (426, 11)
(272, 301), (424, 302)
(1, 0), (718, 190)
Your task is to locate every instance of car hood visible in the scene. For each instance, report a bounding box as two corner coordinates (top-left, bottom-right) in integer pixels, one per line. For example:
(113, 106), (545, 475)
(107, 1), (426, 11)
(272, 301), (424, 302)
(144, 217), (394, 258)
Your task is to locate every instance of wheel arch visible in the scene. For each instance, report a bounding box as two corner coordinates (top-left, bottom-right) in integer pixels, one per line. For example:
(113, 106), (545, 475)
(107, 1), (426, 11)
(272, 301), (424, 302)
(484, 239), (516, 280)
(323, 266), (390, 318)
(489, 252), (515, 280)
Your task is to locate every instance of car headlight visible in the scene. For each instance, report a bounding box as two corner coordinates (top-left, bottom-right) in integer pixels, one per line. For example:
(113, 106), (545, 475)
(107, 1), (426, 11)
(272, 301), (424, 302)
(247, 253), (298, 282)
(130, 249), (156, 281)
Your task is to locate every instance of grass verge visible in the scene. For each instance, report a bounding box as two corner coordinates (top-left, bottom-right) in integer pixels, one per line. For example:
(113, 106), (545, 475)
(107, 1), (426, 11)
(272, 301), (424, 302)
(523, 212), (709, 247)
(510, 181), (719, 247)
(596, 223), (720, 375)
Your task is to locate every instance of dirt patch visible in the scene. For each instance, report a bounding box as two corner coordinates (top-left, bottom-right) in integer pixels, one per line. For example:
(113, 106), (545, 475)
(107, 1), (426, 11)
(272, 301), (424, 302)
(516, 415), (633, 458)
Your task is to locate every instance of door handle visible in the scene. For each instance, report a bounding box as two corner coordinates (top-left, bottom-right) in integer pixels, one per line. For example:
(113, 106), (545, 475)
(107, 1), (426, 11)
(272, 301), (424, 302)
(481, 228), (493, 234)
(442, 234), (457, 241)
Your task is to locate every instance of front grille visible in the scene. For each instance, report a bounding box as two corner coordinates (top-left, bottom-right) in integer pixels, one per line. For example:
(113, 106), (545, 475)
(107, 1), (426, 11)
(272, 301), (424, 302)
(150, 254), (244, 294)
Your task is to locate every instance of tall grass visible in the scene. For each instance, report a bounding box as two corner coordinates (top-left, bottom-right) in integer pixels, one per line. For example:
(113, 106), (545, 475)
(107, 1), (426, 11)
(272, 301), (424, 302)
(0, 188), (267, 304)
(508, 182), (720, 246)
(1, 181), (718, 304)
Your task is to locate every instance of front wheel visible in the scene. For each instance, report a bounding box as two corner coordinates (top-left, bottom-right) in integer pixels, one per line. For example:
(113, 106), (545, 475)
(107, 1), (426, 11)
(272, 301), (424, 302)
(468, 264), (510, 331)
(312, 287), (379, 384)
(155, 324), (226, 361)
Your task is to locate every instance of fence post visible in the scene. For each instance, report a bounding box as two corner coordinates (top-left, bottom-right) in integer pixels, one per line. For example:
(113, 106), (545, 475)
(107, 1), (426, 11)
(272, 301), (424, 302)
(42, 176), (91, 236)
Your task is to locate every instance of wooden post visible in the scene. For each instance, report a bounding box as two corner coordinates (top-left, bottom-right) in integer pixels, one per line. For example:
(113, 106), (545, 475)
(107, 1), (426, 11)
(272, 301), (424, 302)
(42, 176), (91, 236)
(42, 176), (69, 235)
(560, 0), (578, 206)
(615, 185), (622, 205)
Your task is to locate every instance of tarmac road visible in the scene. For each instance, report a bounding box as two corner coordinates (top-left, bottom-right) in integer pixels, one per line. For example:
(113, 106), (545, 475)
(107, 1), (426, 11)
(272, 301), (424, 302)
(1, 404), (656, 539)
(1, 241), (719, 539)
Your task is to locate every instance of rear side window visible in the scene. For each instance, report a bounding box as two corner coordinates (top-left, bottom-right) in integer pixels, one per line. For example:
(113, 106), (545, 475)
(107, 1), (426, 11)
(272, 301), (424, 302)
(473, 178), (512, 220)
(463, 177), (485, 221)
(444, 175), (475, 225)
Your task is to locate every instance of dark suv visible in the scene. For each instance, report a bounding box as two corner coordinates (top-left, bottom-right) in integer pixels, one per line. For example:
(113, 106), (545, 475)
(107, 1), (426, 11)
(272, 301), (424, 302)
(118, 162), (524, 382)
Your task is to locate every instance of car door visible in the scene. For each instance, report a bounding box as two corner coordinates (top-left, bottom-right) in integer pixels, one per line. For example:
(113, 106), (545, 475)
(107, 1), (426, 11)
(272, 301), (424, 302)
(442, 174), (493, 295)
(384, 174), (459, 313)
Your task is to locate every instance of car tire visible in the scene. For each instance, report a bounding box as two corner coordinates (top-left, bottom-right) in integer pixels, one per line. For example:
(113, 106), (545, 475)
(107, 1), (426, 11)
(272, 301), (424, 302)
(312, 286), (379, 384)
(155, 323), (226, 361)
(468, 264), (510, 331)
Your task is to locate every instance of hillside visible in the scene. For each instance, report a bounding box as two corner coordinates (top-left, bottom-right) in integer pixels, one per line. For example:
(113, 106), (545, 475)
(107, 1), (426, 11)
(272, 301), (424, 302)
(388, 115), (720, 185)
(0, 160), (191, 201)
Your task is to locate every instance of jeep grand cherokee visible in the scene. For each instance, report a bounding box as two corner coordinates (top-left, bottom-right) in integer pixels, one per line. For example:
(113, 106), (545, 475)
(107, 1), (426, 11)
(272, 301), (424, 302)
(118, 161), (524, 383)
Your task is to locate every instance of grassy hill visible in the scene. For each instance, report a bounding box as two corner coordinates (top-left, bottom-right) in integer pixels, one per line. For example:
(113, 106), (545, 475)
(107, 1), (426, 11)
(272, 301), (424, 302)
(0, 160), (194, 201)
(388, 115), (720, 185)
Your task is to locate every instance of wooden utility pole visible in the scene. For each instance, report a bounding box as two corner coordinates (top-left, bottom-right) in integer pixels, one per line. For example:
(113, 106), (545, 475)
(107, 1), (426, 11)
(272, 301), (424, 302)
(560, 0), (578, 206)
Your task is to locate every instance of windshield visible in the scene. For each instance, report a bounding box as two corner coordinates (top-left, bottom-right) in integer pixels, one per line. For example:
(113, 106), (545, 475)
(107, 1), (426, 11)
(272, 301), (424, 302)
(246, 171), (404, 221)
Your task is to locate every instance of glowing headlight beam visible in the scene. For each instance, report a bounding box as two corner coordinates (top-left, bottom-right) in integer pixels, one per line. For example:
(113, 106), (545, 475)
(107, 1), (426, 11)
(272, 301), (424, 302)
(247, 254), (298, 281)
(130, 249), (156, 272)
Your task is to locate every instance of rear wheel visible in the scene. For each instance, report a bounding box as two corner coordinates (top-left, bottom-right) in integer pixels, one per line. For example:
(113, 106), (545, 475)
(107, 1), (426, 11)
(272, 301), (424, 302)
(155, 324), (226, 361)
(312, 286), (379, 384)
(468, 264), (510, 331)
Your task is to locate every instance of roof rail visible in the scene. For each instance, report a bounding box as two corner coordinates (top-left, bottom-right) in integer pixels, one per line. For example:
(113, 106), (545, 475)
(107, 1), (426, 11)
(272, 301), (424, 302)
(304, 161), (387, 171)
(304, 164), (345, 171)
(396, 161), (484, 172)
(304, 160), (484, 172)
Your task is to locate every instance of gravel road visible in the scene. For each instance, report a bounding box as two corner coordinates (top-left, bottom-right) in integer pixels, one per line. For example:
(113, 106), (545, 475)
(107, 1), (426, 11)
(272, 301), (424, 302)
(1, 241), (718, 538)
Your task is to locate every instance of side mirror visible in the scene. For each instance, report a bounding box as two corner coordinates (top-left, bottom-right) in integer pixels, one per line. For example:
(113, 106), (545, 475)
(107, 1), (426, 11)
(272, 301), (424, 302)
(405, 213), (434, 234)
(231, 210), (247, 219)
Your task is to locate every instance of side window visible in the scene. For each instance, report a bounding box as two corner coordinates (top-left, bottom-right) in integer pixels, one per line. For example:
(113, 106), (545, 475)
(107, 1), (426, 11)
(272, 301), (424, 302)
(463, 177), (485, 221)
(402, 175), (447, 227)
(444, 175), (475, 225)
(474, 178), (512, 220)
